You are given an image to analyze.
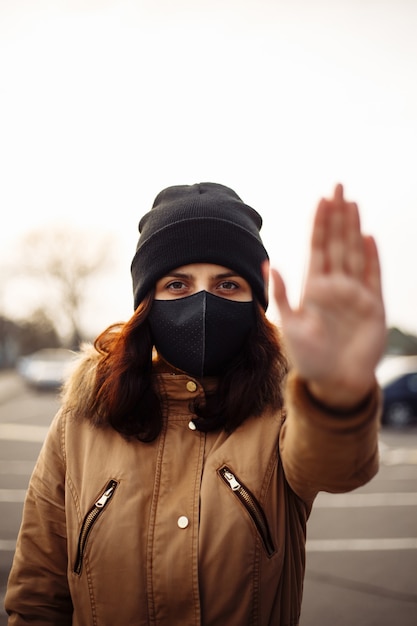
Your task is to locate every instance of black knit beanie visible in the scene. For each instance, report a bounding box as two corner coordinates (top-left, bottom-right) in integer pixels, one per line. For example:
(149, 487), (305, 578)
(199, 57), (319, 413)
(131, 182), (269, 310)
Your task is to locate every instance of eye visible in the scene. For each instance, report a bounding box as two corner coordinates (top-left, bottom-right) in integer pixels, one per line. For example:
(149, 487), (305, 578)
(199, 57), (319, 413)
(166, 280), (187, 291)
(218, 281), (239, 291)
(154, 273), (193, 300)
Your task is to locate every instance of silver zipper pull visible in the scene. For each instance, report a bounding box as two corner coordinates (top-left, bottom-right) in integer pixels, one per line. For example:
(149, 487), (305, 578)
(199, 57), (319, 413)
(95, 485), (115, 508)
(224, 470), (241, 491)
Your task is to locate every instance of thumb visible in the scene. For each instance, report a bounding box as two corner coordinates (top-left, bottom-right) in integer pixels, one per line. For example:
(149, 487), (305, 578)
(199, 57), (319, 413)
(270, 268), (292, 321)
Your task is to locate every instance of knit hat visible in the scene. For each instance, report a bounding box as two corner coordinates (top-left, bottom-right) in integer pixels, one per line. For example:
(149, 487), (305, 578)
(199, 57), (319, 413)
(131, 182), (269, 310)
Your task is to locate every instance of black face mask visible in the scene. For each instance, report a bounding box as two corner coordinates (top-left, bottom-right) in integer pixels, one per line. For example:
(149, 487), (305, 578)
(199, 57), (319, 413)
(148, 291), (255, 378)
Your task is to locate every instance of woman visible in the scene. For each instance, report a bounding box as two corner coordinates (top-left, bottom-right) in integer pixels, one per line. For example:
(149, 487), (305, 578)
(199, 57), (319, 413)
(5, 182), (386, 625)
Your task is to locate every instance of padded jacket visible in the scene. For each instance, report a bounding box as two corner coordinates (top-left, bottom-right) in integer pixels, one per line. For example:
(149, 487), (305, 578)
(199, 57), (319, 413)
(5, 347), (381, 626)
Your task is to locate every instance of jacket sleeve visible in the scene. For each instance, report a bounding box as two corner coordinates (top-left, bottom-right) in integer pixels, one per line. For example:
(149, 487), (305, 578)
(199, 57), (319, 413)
(5, 410), (73, 625)
(279, 369), (381, 505)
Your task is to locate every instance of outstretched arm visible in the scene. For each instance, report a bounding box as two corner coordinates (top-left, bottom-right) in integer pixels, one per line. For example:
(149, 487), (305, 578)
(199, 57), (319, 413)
(270, 184), (386, 410)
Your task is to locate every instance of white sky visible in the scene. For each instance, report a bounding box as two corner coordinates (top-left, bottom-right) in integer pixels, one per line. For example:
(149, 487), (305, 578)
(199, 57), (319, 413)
(1, 0), (417, 337)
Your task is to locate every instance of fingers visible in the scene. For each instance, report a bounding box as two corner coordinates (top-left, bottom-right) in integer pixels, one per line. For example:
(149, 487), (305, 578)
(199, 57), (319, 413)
(363, 235), (384, 298)
(344, 201), (365, 278)
(309, 197), (327, 275)
(270, 268), (292, 320)
(269, 186), (383, 313)
(326, 185), (346, 272)
(308, 184), (366, 279)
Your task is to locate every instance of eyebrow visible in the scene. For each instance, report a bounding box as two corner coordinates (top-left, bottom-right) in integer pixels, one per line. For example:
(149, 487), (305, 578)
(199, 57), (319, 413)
(161, 271), (241, 280)
(161, 272), (193, 280)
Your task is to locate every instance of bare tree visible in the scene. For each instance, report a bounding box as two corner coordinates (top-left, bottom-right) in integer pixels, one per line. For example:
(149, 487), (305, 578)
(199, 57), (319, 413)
(14, 226), (114, 349)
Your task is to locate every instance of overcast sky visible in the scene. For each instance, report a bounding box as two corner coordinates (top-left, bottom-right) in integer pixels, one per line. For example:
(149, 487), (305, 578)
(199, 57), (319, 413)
(1, 0), (417, 337)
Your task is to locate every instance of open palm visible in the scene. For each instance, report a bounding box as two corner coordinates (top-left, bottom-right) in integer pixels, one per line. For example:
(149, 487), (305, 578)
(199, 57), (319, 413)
(271, 184), (386, 408)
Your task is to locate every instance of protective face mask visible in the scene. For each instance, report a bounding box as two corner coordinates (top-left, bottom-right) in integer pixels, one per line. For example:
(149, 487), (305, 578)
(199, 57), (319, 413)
(148, 290), (255, 378)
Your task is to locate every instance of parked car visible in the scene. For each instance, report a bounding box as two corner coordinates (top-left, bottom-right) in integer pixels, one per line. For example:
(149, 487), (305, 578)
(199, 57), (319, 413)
(377, 355), (417, 427)
(17, 348), (78, 390)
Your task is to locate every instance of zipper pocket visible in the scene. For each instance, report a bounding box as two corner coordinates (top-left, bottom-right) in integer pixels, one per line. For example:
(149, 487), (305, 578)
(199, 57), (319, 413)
(73, 479), (118, 575)
(219, 466), (275, 557)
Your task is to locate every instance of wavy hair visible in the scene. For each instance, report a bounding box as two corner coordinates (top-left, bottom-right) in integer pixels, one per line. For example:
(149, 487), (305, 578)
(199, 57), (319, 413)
(88, 293), (288, 441)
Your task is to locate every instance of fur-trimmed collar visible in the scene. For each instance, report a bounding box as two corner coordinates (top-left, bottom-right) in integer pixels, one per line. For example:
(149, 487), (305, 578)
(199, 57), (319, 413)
(60, 343), (102, 419)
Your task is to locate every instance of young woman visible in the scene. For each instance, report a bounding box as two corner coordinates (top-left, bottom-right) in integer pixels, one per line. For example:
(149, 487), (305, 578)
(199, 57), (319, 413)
(5, 182), (386, 625)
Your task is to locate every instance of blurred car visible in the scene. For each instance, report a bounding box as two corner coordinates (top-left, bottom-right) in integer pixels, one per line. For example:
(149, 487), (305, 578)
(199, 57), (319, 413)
(17, 348), (78, 391)
(376, 355), (417, 427)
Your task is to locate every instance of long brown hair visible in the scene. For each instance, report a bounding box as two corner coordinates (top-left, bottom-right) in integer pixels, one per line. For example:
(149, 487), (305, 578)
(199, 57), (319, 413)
(89, 294), (288, 441)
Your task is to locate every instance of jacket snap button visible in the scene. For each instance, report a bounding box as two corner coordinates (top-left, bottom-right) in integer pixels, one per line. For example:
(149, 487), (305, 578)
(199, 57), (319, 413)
(186, 381), (197, 392)
(188, 420), (197, 431)
(177, 516), (189, 529)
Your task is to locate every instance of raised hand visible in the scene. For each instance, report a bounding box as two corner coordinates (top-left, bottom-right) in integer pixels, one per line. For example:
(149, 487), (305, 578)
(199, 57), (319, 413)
(270, 184), (386, 409)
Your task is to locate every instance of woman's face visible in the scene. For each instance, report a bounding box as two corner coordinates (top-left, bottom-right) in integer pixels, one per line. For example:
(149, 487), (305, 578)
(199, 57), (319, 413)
(154, 263), (252, 302)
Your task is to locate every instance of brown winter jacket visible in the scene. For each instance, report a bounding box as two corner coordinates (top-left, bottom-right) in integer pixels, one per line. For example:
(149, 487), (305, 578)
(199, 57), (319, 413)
(5, 346), (381, 626)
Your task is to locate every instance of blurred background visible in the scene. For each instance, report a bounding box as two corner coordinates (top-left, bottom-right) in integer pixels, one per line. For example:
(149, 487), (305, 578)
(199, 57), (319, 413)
(0, 1), (416, 624)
